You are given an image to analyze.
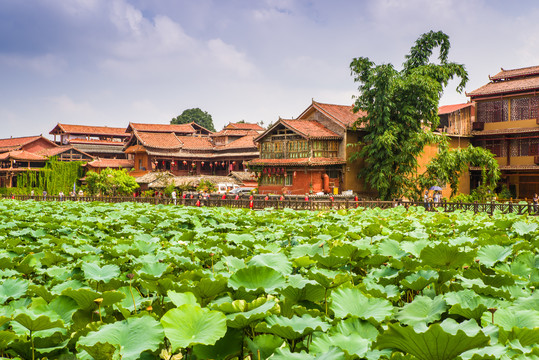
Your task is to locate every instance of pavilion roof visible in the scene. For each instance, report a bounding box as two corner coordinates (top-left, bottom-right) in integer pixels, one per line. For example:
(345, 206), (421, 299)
(224, 122), (264, 131)
(438, 103), (472, 115)
(49, 123), (129, 137)
(0, 136), (44, 152)
(0, 150), (46, 161)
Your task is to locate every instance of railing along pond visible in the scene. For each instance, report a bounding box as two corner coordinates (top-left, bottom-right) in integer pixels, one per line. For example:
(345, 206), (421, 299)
(3, 194), (539, 215)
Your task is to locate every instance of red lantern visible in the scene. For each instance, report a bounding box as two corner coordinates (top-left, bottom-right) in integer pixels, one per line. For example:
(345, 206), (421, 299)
(293, 171), (297, 177)
(263, 168), (267, 174)
(281, 168), (285, 173)
(183, 160), (187, 165)
(171, 161), (175, 166)
(221, 162), (225, 166)
(192, 162), (195, 167)
(215, 161), (218, 165)
(210, 163), (213, 167)
(162, 160), (165, 166)
(201, 161), (205, 165)
(232, 161), (236, 165)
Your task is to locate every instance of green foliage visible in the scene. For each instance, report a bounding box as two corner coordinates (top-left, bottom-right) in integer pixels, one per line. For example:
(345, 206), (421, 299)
(350, 31), (468, 200)
(0, 201), (536, 358)
(85, 168), (139, 196)
(15, 158), (83, 195)
(171, 107), (216, 132)
(421, 142), (501, 198)
(197, 179), (217, 193)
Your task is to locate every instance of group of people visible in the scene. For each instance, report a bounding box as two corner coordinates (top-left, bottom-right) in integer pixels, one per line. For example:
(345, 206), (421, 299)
(29, 189), (84, 201)
(423, 190), (443, 210)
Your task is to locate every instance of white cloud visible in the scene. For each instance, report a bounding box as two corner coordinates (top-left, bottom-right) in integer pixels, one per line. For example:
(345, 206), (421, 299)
(0, 54), (66, 77)
(207, 39), (256, 78)
(46, 95), (98, 119)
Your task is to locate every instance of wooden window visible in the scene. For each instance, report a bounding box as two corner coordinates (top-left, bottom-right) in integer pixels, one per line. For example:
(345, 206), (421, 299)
(477, 100), (508, 123)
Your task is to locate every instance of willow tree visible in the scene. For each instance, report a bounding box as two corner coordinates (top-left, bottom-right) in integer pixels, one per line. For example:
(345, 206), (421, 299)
(350, 31), (468, 200)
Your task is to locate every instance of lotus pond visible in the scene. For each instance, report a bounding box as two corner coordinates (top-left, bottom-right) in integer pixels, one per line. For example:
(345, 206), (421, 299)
(0, 200), (538, 359)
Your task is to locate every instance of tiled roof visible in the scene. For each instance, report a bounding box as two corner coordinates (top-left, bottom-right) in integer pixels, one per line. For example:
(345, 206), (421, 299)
(86, 159), (134, 168)
(127, 122), (197, 134)
(0, 150), (46, 161)
(38, 146), (74, 157)
(67, 139), (125, 146)
(229, 171), (256, 181)
(470, 164), (539, 171)
(216, 136), (257, 150)
(472, 127), (539, 136)
(50, 123), (129, 137)
(489, 65), (539, 80)
(438, 103), (472, 115)
(281, 119), (342, 139)
(467, 75), (539, 97)
(248, 157), (346, 166)
(134, 131), (182, 150)
(310, 101), (367, 128)
(177, 136), (214, 150)
(212, 129), (259, 137)
(0, 136), (42, 152)
(225, 123), (264, 131)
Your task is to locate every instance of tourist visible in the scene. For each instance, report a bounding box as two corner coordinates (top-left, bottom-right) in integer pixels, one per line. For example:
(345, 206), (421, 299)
(58, 191), (64, 201)
(42, 190), (47, 201)
(171, 190), (177, 205)
(533, 193), (539, 213)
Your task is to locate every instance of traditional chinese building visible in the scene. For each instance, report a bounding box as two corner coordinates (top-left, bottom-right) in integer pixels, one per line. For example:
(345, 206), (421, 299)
(124, 122), (260, 178)
(49, 123), (129, 159)
(249, 101), (369, 195)
(467, 65), (539, 198)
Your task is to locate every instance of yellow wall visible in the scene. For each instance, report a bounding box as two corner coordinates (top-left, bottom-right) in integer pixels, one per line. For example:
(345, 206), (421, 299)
(483, 119), (537, 131)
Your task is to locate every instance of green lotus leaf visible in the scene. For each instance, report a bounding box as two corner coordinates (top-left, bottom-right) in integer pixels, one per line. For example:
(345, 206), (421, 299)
(312, 254), (348, 269)
(220, 256), (246, 273)
(375, 319), (490, 360)
(137, 261), (170, 278)
(329, 242), (371, 260)
(228, 266), (286, 293)
(222, 298), (279, 328)
(512, 221), (538, 236)
(77, 315), (164, 360)
(377, 239), (406, 259)
(78, 342), (118, 360)
(81, 262), (120, 283)
(330, 317), (379, 340)
(279, 274), (325, 303)
(62, 288), (124, 310)
(189, 276), (229, 300)
(0, 330), (18, 350)
(311, 333), (370, 358)
(167, 291), (199, 307)
(482, 308), (539, 330)
(161, 304), (227, 351)
(248, 253), (292, 275)
(192, 328), (243, 360)
(498, 327), (539, 347)
(400, 239), (430, 257)
(400, 269), (439, 291)
(395, 295), (447, 329)
(476, 245), (513, 267)
(269, 347), (345, 359)
(13, 311), (63, 332)
(420, 243), (475, 269)
(33, 295), (79, 327)
(246, 334), (285, 360)
(444, 290), (492, 321)
(116, 286), (152, 311)
(307, 268), (351, 289)
(50, 280), (85, 295)
(0, 278), (28, 303)
(255, 314), (330, 340)
(511, 292), (539, 311)
(330, 287), (393, 322)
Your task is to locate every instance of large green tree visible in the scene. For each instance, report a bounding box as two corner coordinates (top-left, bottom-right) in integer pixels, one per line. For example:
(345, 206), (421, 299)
(349, 31), (468, 200)
(86, 168), (139, 196)
(171, 108), (216, 132)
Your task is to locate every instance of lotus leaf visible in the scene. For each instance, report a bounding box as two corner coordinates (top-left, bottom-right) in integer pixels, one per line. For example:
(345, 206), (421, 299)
(512, 221), (538, 236)
(400, 269), (439, 291)
(269, 347), (346, 359)
(311, 333), (370, 357)
(228, 266), (286, 293)
(256, 314), (330, 340)
(476, 245), (513, 267)
(375, 319), (490, 360)
(161, 304), (227, 351)
(167, 291), (199, 307)
(81, 262), (120, 283)
(248, 253), (292, 275)
(395, 295), (447, 329)
(245, 334), (284, 359)
(0, 278), (28, 303)
(330, 287), (393, 322)
(482, 308), (539, 330)
(77, 315), (163, 360)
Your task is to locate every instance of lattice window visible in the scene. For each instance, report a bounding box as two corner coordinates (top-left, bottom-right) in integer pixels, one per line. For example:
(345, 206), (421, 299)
(514, 137), (539, 156)
(477, 100), (508, 123)
(484, 140), (504, 157)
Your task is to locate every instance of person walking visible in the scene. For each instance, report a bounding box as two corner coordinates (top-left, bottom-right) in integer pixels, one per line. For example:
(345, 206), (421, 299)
(533, 193), (539, 213)
(171, 190), (177, 205)
(423, 190), (430, 210)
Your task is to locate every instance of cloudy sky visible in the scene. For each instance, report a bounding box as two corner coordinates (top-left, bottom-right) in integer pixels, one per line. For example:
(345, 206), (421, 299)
(1, 0), (539, 138)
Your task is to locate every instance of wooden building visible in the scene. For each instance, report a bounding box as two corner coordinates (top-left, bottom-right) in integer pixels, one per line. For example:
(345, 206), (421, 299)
(249, 101), (368, 195)
(124, 123), (260, 178)
(467, 65), (539, 198)
(49, 124), (129, 159)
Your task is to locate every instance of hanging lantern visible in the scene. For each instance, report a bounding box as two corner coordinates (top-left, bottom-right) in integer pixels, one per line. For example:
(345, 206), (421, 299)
(171, 161), (175, 166)
(215, 161), (218, 165)
(201, 161), (205, 165)
(183, 160), (187, 165)
(210, 163), (213, 167)
(293, 171), (297, 177)
(192, 162), (196, 167)
(263, 168), (267, 174)
(162, 160), (165, 166)
(281, 167), (285, 174)
(232, 161), (236, 165)
(221, 162), (225, 166)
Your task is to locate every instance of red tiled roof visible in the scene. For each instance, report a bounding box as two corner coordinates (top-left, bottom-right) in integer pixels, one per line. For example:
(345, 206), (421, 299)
(38, 146), (73, 157)
(438, 103), (472, 115)
(0, 150), (46, 161)
(134, 131), (182, 150)
(216, 135), (257, 150)
(489, 65), (539, 81)
(66, 139), (126, 146)
(467, 75), (539, 98)
(212, 129), (260, 137)
(0, 136), (42, 152)
(248, 157), (346, 166)
(177, 136), (214, 150)
(127, 122), (197, 134)
(281, 119), (341, 139)
(310, 101), (367, 128)
(225, 123), (264, 131)
(86, 159), (134, 168)
(50, 123), (129, 137)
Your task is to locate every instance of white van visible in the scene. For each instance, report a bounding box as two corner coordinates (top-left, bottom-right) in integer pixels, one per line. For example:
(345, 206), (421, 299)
(216, 183), (239, 194)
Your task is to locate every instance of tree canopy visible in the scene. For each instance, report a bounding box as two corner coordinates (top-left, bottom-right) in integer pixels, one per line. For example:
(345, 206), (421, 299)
(85, 168), (139, 196)
(171, 108), (216, 132)
(349, 30), (468, 200)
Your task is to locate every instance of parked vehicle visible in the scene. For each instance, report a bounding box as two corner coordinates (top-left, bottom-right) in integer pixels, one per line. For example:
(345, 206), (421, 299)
(229, 187), (255, 195)
(216, 183), (239, 194)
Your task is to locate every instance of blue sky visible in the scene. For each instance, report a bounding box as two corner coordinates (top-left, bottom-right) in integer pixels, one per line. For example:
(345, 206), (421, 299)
(1, 0), (539, 138)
